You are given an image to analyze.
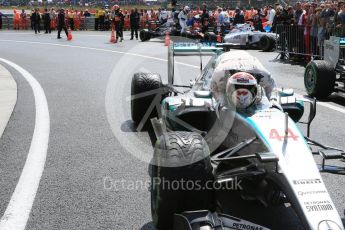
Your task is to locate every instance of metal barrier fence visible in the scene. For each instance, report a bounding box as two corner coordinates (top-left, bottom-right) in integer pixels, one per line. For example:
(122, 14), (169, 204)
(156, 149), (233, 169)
(275, 24), (345, 60)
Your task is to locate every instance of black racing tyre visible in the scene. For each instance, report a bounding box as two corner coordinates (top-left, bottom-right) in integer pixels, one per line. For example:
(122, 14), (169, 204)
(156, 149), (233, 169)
(260, 35), (275, 52)
(304, 60), (336, 99)
(204, 32), (217, 42)
(139, 30), (151, 41)
(151, 132), (214, 230)
(131, 73), (163, 127)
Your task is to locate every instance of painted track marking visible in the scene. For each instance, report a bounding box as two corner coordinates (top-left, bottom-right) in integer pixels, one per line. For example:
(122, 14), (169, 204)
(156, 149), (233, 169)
(0, 58), (50, 230)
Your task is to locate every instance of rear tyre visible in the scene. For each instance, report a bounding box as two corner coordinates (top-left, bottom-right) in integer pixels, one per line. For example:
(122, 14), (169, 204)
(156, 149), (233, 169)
(139, 30), (151, 41)
(131, 73), (162, 127)
(151, 131), (214, 230)
(304, 60), (336, 99)
(260, 35), (275, 52)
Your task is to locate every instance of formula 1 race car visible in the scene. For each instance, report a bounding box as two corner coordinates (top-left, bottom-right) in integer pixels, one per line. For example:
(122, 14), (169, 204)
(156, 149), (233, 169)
(139, 20), (181, 42)
(130, 43), (345, 230)
(222, 24), (277, 51)
(304, 36), (345, 99)
(139, 19), (211, 42)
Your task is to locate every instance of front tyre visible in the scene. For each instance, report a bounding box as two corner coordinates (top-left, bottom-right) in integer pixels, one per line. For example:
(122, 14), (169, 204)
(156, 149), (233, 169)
(131, 73), (162, 128)
(151, 131), (214, 230)
(139, 30), (151, 41)
(304, 60), (336, 99)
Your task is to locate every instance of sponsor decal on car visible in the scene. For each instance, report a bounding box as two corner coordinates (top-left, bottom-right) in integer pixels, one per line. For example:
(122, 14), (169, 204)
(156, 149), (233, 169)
(269, 128), (298, 141)
(304, 200), (334, 212)
(237, 78), (250, 84)
(232, 223), (264, 230)
(293, 179), (322, 185)
(233, 35), (241, 39)
(297, 190), (327, 196)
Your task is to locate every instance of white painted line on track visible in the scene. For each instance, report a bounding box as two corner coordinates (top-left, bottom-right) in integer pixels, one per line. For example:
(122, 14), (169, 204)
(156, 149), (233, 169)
(1, 39), (344, 114)
(0, 58), (50, 230)
(317, 101), (345, 114)
(294, 93), (345, 114)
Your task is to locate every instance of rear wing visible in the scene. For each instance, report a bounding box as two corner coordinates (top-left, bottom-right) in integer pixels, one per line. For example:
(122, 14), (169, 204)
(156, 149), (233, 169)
(168, 42), (233, 85)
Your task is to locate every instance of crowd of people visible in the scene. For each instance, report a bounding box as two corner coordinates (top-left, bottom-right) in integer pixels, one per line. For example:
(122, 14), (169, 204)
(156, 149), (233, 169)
(4, 8), (93, 32)
(1, 2), (345, 53)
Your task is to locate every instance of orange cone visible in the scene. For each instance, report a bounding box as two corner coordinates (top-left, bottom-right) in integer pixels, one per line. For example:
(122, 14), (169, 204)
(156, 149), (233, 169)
(164, 31), (170, 46)
(217, 32), (222, 43)
(67, 27), (72, 41)
(110, 28), (116, 43)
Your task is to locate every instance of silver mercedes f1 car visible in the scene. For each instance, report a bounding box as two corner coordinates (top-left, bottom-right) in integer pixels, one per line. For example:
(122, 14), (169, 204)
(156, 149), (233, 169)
(130, 43), (345, 230)
(223, 24), (277, 52)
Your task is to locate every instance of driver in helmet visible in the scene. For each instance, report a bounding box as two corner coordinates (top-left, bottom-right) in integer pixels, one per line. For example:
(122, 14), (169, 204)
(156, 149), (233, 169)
(212, 51), (277, 106)
(226, 72), (267, 110)
(211, 58), (274, 110)
(211, 68), (268, 109)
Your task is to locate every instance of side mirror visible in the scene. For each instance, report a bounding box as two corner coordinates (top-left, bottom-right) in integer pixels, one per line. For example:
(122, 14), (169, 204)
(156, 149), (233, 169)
(278, 88), (294, 97)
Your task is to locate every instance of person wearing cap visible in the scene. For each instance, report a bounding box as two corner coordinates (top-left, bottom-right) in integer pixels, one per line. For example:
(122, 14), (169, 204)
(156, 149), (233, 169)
(57, 9), (68, 39)
(178, 6), (189, 33)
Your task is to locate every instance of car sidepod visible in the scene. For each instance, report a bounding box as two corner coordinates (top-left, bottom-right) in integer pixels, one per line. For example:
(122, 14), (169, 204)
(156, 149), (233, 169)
(241, 107), (344, 230)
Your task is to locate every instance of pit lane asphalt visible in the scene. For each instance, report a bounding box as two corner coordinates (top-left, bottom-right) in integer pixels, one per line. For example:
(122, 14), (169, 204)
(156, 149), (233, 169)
(0, 31), (344, 230)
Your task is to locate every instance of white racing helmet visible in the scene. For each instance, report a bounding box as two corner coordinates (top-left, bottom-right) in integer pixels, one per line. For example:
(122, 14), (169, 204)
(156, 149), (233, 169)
(184, 6), (190, 12)
(226, 72), (258, 109)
